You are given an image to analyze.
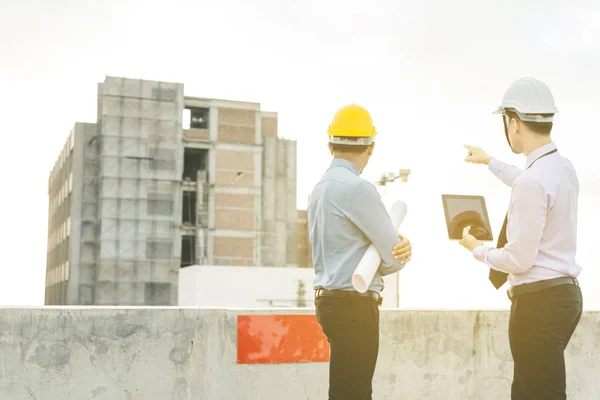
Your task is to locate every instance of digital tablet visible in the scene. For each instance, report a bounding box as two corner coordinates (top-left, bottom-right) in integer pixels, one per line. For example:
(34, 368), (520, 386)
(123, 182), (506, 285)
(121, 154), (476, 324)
(442, 194), (494, 241)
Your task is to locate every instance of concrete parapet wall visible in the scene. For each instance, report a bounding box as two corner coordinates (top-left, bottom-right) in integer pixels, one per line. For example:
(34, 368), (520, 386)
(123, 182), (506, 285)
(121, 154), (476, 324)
(0, 308), (597, 399)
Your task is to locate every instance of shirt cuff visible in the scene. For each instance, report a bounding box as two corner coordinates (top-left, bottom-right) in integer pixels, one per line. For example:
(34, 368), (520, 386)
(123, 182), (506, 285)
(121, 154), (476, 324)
(472, 245), (488, 262)
(488, 158), (502, 173)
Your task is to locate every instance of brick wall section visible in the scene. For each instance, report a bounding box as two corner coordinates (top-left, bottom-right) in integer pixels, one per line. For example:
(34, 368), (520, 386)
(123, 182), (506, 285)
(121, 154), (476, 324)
(215, 171), (255, 187)
(215, 150), (254, 171)
(214, 209), (255, 230)
(261, 117), (278, 138)
(218, 125), (255, 144)
(213, 237), (254, 258)
(215, 149), (256, 187)
(219, 108), (256, 125)
(215, 193), (255, 209)
(218, 108), (256, 144)
(183, 129), (210, 141)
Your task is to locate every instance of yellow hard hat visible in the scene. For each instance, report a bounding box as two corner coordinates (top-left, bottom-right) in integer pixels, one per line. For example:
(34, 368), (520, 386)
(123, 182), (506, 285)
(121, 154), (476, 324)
(327, 104), (377, 145)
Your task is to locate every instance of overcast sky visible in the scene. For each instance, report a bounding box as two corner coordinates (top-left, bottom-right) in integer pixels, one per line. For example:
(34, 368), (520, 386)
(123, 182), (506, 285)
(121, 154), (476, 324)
(0, 0), (598, 308)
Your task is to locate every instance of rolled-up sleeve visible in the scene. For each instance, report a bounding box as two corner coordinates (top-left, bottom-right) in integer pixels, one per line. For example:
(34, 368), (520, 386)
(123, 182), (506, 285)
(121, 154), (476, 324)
(348, 181), (404, 276)
(472, 177), (548, 274)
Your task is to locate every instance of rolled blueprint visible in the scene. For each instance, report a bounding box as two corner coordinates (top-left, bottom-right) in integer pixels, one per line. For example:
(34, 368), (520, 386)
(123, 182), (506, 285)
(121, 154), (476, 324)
(351, 200), (408, 293)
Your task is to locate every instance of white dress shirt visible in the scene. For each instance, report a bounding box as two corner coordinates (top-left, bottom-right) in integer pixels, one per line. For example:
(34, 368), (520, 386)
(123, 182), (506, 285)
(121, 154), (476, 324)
(473, 142), (582, 286)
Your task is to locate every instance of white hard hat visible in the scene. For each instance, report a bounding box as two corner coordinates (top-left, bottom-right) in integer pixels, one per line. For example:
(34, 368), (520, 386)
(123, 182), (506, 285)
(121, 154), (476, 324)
(493, 77), (558, 123)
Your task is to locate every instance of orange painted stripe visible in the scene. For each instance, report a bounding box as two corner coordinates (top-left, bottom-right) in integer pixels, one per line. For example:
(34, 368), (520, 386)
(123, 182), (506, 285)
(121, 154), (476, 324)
(237, 315), (330, 364)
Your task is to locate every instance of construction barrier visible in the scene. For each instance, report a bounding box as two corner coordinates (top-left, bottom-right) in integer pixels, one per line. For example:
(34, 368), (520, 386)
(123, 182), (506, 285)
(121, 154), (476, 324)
(0, 307), (597, 399)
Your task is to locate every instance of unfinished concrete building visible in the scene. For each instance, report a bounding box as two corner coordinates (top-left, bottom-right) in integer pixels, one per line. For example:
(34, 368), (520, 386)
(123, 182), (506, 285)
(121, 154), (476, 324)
(297, 210), (313, 269)
(45, 76), (303, 305)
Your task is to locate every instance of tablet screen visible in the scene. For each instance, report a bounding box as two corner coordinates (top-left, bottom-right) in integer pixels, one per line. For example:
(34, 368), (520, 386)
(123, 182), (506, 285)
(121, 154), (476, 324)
(441, 194), (493, 241)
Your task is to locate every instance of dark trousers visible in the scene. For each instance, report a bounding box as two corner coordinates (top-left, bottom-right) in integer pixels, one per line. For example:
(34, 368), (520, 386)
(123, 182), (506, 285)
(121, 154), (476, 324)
(509, 283), (583, 399)
(315, 296), (380, 400)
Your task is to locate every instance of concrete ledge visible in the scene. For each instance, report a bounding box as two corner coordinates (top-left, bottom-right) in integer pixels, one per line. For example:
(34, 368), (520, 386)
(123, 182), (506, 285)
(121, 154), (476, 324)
(0, 308), (597, 399)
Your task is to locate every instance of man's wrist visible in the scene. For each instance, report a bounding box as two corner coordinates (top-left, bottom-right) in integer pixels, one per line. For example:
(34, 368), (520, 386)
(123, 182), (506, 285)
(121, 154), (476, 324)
(472, 245), (487, 262)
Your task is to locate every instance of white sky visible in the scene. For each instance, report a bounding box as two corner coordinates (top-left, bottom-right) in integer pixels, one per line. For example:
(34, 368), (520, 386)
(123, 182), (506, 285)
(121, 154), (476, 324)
(0, 0), (598, 309)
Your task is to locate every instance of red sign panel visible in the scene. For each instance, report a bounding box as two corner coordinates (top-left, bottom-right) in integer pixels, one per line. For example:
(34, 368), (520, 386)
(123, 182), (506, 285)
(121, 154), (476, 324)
(237, 314), (330, 364)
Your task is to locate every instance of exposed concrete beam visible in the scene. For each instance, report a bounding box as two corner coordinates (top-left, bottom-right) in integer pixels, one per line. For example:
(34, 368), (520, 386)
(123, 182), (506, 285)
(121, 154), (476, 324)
(214, 142), (263, 153)
(213, 229), (257, 238)
(185, 97), (261, 111)
(261, 111), (278, 118)
(182, 141), (212, 150)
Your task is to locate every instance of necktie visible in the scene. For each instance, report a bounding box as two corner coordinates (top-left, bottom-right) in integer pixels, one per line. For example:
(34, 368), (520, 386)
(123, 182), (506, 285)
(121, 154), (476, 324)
(488, 148), (557, 289)
(489, 215), (509, 288)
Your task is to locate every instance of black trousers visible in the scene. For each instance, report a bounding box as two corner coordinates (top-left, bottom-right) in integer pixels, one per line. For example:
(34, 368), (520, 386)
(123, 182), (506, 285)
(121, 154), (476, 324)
(509, 283), (583, 399)
(315, 295), (380, 400)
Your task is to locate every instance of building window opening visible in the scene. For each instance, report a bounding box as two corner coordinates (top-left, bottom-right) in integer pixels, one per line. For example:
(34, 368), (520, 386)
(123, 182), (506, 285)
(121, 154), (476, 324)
(184, 107), (209, 130)
(183, 148), (208, 181)
(181, 235), (196, 268)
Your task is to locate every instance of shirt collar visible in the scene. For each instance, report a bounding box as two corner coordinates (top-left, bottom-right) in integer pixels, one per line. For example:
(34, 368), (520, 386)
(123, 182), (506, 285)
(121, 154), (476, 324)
(331, 158), (359, 176)
(525, 142), (557, 169)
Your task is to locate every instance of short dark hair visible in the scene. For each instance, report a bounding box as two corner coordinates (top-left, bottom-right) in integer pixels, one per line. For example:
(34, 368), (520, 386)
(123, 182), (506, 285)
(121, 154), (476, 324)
(330, 137), (372, 154)
(504, 110), (553, 136)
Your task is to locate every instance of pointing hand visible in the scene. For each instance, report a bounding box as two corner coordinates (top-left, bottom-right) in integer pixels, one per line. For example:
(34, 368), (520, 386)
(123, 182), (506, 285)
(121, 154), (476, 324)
(464, 145), (492, 165)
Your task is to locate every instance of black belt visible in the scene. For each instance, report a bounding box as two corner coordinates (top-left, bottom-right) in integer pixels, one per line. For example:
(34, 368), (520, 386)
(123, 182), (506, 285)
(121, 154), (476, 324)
(507, 277), (579, 301)
(315, 289), (383, 306)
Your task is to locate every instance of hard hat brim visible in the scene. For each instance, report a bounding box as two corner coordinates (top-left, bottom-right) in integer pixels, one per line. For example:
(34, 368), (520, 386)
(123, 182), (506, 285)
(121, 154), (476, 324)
(493, 104), (559, 115)
(329, 136), (375, 145)
(492, 106), (555, 122)
(492, 107), (558, 122)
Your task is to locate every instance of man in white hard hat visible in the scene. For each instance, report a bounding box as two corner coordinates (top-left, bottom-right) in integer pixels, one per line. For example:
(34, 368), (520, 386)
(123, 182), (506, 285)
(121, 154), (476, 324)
(459, 77), (583, 399)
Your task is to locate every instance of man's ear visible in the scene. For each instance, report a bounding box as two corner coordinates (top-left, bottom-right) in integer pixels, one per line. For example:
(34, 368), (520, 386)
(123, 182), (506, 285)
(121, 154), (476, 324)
(368, 142), (375, 156)
(511, 117), (520, 134)
(328, 142), (334, 156)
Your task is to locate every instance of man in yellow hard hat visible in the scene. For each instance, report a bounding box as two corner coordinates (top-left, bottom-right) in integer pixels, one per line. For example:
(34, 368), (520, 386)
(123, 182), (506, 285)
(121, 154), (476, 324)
(308, 104), (412, 400)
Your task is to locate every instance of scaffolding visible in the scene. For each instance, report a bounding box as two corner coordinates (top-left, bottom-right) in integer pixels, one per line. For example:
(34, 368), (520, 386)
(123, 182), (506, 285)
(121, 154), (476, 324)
(84, 77), (184, 305)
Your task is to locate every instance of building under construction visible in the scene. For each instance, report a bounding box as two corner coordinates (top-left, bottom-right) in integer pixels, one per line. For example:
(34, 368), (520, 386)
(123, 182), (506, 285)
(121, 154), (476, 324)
(46, 76), (309, 306)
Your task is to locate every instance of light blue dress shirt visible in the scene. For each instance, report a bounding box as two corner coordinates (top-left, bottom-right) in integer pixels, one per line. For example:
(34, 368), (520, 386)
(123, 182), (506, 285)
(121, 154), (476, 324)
(308, 158), (405, 293)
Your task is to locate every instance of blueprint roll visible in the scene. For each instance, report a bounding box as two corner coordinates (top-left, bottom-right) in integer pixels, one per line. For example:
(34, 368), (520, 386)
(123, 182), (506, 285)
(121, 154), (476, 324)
(351, 200), (408, 293)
